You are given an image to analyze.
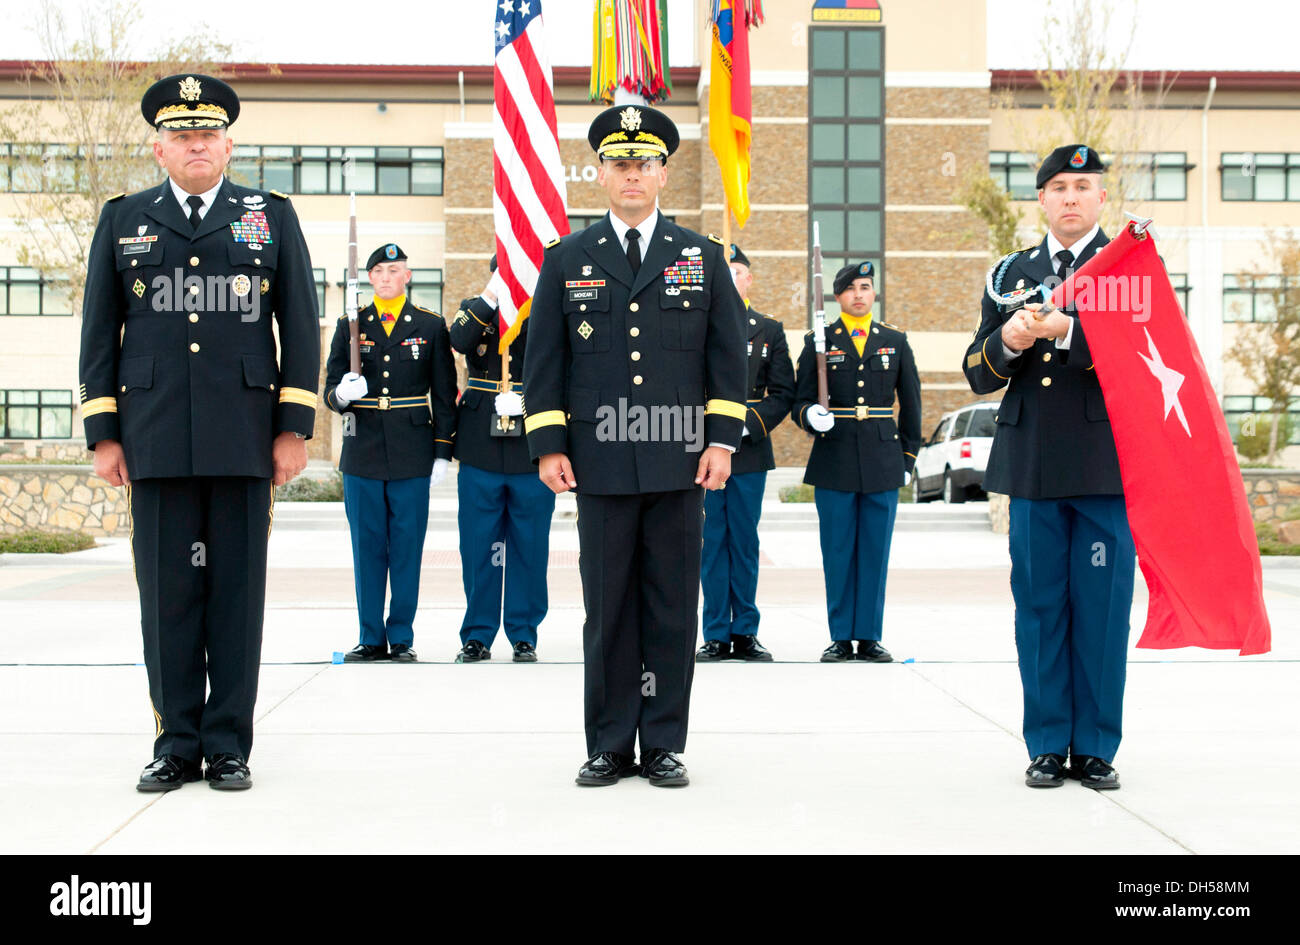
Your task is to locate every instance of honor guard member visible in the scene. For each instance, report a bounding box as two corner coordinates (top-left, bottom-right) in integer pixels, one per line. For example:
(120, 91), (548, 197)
(792, 262), (921, 663)
(696, 244), (794, 662)
(963, 144), (1134, 791)
(523, 104), (748, 788)
(324, 244), (457, 663)
(448, 256), (556, 663)
(79, 75), (320, 791)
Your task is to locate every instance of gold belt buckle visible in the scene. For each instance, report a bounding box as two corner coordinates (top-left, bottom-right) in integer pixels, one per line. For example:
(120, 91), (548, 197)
(378, 396), (391, 411)
(856, 405), (868, 420)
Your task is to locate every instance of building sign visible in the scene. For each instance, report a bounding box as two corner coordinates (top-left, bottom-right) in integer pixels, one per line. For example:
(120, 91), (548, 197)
(812, 0), (882, 23)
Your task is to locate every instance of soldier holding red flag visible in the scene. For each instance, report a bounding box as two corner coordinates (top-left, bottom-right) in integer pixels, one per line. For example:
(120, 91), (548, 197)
(963, 144), (1135, 791)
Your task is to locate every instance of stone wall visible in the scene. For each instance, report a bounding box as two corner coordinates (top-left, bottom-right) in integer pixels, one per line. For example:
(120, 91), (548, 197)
(988, 470), (1300, 536)
(0, 441), (88, 462)
(0, 466), (128, 536)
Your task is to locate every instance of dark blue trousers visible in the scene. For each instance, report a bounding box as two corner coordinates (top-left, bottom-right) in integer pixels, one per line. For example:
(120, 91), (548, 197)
(700, 470), (766, 641)
(343, 473), (430, 648)
(457, 462), (555, 647)
(814, 486), (898, 642)
(1009, 495), (1135, 762)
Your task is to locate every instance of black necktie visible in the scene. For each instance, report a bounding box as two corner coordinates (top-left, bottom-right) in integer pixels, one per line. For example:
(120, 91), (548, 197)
(186, 195), (204, 231)
(626, 227), (641, 275)
(1054, 248), (1074, 285)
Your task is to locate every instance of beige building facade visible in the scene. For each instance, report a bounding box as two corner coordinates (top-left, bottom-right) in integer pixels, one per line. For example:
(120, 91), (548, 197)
(2, 0), (1297, 470)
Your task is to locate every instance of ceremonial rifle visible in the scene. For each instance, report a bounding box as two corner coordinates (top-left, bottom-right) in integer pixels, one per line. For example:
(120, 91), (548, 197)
(811, 221), (829, 409)
(345, 192), (360, 374)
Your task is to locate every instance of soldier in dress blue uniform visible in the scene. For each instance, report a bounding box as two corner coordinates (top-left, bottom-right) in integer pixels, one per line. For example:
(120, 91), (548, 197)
(792, 262), (921, 663)
(523, 104), (748, 788)
(448, 256), (555, 663)
(79, 75), (320, 791)
(324, 244), (457, 664)
(696, 244), (794, 662)
(963, 144), (1134, 791)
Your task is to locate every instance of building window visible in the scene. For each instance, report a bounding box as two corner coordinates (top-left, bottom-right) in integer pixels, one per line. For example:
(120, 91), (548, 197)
(0, 267), (72, 315)
(313, 268), (327, 319)
(808, 25), (884, 323)
(1120, 152), (1191, 201)
(232, 146), (444, 196)
(1169, 272), (1190, 314)
(1223, 274), (1291, 322)
(989, 151), (1037, 200)
(1223, 395), (1300, 446)
(1221, 153), (1300, 202)
(1, 389), (73, 438)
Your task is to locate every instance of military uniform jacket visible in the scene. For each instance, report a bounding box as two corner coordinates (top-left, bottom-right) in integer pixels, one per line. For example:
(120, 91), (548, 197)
(78, 178), (320, 478)
(448, 295), (534, 476)
(733, 306), (795, 476)
(522, 214), (748, 495)
(963, 230), (1123, 499)
(792, 317), (922, 493)
(323, 298), (457, 480)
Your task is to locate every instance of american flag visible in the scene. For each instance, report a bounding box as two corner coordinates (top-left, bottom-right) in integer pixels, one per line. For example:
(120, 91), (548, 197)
(493, 0), (569, 351)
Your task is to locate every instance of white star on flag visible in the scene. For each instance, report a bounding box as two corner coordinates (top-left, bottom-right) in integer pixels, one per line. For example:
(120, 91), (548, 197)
(499, 0), (514, 13)
(1136, 328), (1190, 436)
(495, 20), (510, 41)
(520, 0), (530, 13)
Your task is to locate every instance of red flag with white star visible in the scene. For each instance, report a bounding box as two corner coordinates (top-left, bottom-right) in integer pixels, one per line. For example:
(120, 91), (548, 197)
(1061, 226), (1271, 656)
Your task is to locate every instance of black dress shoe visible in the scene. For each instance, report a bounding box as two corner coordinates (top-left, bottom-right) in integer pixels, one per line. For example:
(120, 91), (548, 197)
(137, 755), (202, 792)
(1069, 755), (1121, 790)
(343, 644), (388, 662)
(820, 641), (855, 662)
(696, 640), (730, 662)
(575, 751), (640, 786)
(856, 640), (893, 662)
(639, 748), (689, 787)
(1025, 753), (1068, 788)
(205, 753), (252, 791)
(512, 641), (538, 662)
(730, 635), (774, 661)
(455, 640), (491, 663)
(389, 644), (417, 662)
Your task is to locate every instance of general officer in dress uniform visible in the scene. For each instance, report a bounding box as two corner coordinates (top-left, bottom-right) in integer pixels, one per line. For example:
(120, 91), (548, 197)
(449, 256), (555, 663)
(79, 75), (319, 791)
(523, 104), (747, 788)
(963, 144), (1134, 791)
(792, 261), (921, 663)
(696, 244), (794, 662)
(324, 244), (457, 664)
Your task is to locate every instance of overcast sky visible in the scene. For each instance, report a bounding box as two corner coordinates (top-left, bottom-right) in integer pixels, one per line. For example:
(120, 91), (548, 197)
(0, 0), (1294, 71)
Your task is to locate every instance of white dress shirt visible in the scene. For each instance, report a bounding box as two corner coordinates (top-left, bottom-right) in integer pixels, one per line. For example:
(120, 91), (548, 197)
(607, 207), (660, 254)
(169, 176), (224, 221)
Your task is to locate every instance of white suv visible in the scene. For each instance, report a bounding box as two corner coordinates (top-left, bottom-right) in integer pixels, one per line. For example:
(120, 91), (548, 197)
(913, 401), (999, 504)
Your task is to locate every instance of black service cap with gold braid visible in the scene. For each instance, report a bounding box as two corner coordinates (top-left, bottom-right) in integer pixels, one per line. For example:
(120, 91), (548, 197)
(587, 104), (679, 161)
(142, 74), (240, 130)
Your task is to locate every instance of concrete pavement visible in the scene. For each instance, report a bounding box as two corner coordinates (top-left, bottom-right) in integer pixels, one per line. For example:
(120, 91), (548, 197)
(1, 472), (1296, 854)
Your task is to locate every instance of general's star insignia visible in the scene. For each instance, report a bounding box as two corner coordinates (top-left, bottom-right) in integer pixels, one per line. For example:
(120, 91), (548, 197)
(1137, 328), (1191, 436)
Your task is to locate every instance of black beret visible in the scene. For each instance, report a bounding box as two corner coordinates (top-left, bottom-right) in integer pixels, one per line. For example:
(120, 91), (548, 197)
(729, 244), (751, 267)
(366, 244), (407, 270)
(833, 261), (875, 296)
(587, 104), (679, 161)
(1035, 144), (1105, 189)
(142, 74), (239, 130)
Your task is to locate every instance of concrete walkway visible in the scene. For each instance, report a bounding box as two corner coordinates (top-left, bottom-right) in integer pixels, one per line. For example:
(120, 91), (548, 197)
(1, 478), (1296, 854)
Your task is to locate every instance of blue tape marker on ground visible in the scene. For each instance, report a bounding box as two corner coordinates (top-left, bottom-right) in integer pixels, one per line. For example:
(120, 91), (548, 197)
(331, 652), (345, 664)
(902, 657), (915, 664)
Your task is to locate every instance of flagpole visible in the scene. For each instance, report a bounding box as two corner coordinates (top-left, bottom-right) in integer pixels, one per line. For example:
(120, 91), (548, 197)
(721, 194), (732, 254)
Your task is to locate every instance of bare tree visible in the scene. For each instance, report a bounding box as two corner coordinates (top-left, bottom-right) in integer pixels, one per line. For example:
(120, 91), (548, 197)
(1227, 231), (1300, 465)
(0, 0), (232, 313)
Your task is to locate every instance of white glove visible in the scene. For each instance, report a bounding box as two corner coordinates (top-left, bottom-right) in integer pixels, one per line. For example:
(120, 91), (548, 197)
(335, 372), (367, 406)
(807, 404), (835, 433)
(494, 391), (524, 417)
(430, 458), (450, 487)
(483, 272), (508, 308)
(904, 471), (912, 486)
(742, 425), (750, 437)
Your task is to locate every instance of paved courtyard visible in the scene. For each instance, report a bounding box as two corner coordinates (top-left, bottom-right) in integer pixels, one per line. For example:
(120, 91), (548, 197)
(1, 469), (1296, 853)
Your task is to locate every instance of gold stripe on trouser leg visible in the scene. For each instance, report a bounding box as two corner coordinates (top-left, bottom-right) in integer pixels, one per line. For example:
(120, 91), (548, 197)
(125, 481), (136, 581)
(151, 699), (163, 738)
(267, 480), (276, 538)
